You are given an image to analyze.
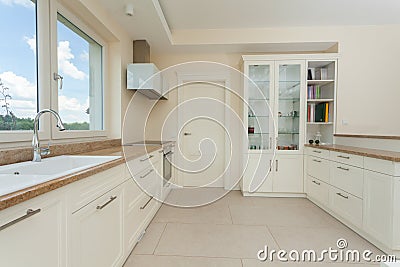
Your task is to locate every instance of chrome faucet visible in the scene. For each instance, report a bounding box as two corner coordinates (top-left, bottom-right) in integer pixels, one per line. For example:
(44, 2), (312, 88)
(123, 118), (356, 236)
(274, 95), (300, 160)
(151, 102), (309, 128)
(32, 109), (65, 162)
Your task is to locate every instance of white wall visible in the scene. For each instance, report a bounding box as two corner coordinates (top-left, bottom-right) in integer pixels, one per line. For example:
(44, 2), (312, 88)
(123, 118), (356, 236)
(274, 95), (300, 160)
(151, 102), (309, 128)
(158, 25), (400, 137)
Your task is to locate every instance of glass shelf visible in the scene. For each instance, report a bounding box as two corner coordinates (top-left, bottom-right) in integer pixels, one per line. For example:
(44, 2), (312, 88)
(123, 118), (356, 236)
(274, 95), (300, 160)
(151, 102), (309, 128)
(249, 115), (269, 118)
(278, 116), (299, 118)
(278, 132), (299, 135)
(249, 133), (270, 135)
(249, 98), (270, 101)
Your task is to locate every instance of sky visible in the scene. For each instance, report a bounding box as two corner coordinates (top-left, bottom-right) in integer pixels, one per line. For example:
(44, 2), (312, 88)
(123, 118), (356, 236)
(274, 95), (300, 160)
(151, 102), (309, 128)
(0, 0), (92, 123)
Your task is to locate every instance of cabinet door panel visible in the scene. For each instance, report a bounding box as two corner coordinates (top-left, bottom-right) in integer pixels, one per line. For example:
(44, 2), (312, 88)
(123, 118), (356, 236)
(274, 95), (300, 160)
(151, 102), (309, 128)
(363, 170), (393, 246)
(306, 175), (329, 207)
(0, 195), (65, 267)
(273, 155), (303, 193)
(242, 153), (273, 193)
(330, 187), (362, 227)
(70, 186), (123, 267)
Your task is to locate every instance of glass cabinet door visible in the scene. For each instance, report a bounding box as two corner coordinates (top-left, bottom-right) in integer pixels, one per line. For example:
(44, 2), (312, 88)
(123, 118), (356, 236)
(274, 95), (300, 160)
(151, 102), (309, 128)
(276, 63), (302, 151)
(246, 63), (274, 151)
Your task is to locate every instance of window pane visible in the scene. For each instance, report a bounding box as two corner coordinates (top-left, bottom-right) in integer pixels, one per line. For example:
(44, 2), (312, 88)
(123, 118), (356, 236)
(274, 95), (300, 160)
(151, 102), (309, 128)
(0, 0), (37, 130)
(57, 13), (103, 131)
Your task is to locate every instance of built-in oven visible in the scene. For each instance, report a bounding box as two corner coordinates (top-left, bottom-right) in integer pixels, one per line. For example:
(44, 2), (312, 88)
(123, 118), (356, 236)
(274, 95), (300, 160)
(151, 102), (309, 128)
(163, 144), (173, 186)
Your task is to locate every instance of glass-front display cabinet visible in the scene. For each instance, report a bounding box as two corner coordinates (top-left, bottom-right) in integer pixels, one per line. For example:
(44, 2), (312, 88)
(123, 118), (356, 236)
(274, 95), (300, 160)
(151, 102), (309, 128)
(245, 62), (274, 152)
(243, 60), (305, 153)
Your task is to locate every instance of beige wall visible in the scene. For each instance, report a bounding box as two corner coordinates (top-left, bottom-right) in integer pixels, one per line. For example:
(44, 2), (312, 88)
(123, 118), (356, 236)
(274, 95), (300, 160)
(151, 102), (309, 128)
(152, 25), (400, 137)
(71, 0), (135, 139)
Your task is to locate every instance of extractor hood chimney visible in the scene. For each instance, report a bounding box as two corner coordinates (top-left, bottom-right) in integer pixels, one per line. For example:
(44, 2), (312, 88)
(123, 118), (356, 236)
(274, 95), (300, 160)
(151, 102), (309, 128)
(127, 40), (167, 99)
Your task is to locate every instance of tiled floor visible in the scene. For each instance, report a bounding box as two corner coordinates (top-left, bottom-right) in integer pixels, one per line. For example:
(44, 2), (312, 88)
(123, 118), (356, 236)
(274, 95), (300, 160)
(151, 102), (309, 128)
(124, 189), (385, 267)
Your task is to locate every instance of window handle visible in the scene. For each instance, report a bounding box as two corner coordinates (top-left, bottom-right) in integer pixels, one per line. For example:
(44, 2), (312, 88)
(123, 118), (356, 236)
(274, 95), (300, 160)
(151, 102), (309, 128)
(53, 73), (63, 90)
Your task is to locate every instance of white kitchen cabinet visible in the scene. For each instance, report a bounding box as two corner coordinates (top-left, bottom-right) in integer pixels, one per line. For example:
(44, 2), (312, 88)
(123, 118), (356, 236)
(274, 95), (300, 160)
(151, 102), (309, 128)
(242, 153), (273, 193)
(363, 170), (393, 246)
(306, 175), (329, 207)
(273, 154), (303, 193)
(329, 186), (363, 228)
(0, 190), (66, 267)
(70, 185), (124, 267)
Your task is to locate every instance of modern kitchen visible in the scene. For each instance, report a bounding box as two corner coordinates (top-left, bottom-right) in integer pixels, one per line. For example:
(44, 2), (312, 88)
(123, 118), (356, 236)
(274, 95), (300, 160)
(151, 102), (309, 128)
(0, 0), (400, 266)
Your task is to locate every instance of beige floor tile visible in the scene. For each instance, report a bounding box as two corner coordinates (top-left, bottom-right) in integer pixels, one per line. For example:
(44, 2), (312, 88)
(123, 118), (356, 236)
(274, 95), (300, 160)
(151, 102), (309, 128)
(250, 197), (314, 208)
(216, 190), (255, 206)
(124, 254), (242, 267)
(242, 259), (379, 266)
(132, 223), (166, 255)
(268, 226), (384, 264)
(155, 223), (278, 258)
(229, 203), (340, 228)
(165, 188), (231, 207)
(153, 202), (232, 224)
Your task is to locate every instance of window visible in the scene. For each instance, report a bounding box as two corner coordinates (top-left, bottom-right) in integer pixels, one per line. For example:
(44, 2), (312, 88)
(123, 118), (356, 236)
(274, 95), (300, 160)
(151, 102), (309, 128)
(0, 0), (106, 142)
(0, 0), (37, 131)
(56, 13), (103, 131)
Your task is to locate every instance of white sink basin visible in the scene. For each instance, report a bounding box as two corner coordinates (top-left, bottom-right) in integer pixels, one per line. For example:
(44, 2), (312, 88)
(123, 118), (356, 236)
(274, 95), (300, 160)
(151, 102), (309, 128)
(0, 155), (121, 196)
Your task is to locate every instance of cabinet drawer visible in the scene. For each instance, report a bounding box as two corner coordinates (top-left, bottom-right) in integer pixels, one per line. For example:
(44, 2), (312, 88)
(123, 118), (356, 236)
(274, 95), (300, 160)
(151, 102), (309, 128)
(307, 147), (330, 159)
(126, 151), (161, 176)
(330, 187), (362, 227)
(307, 156), (330, 183)
(124, 193), (157, 253)
(330, 151), (363, 168)
(306, 175), (329, 207)
(132, 165), (161, 198)
(69, 165), (125, 213)
(331, 162), (363, 198)
(364, 157), (397, 176)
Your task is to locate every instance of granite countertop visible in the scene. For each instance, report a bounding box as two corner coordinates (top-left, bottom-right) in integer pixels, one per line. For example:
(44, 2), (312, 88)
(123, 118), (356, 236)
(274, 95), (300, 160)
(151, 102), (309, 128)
(0, 144), (162, 211)
(305, 144), (400, 162)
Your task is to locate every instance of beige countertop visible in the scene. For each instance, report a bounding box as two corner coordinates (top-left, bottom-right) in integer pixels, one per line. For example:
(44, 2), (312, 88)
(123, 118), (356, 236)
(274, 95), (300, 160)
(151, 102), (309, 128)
(0, 144), (162, 211)
(305, 144), (400, 162)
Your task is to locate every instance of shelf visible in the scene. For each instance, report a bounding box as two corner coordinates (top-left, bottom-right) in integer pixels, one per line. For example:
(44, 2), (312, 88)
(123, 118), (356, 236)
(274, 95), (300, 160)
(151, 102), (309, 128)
(307, 80), (334, 86)
(307, 122), (333, 125)
(248, 133), (270, 135)
(278, 132), (299, 135)
(248, 115), (269, 118)
(278, 116), (299, 118)
(279, 98), (300, 101)
(307, 98), (334, 103)
(249, 98), (269, 101)
(250, 80), (270, 83)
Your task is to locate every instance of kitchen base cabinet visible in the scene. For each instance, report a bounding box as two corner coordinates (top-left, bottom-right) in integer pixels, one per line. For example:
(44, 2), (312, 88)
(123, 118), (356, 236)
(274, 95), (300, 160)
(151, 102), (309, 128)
(70, 185), (124, 267)
(306, 175), (329, 207)
(363, 170), (393, 247)
(241, 154), (304, 195)
(273, 155), (303, 193)
(329, 187), (362, 228)
(0, 191), (65, 267)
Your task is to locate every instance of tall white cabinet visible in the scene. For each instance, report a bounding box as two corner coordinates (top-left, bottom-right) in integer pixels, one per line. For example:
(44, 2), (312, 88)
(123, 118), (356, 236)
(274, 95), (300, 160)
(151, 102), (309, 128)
(241, 54), (337, 196)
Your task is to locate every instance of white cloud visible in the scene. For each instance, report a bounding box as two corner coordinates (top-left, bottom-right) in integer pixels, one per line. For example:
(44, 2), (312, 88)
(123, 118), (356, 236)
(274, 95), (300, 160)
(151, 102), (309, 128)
(0, 71), (36, 100)
(80, 51), (89, 61)
(58, 95), (89, 123)
(9, 99), (37, 118)
(24, 35), (36, 54)
(58, 41), (87, 80)
(0, 0), (34, 8)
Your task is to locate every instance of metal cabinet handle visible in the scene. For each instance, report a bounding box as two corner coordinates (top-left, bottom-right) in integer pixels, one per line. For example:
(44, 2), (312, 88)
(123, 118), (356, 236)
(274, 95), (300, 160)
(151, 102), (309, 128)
(312, 150), (322, 154)
(337, 155), (350, 159)
(96, 196), (117, 210)
(140, 196), (153, 209)
(312, 159), (322, 163)
(0, 208), (41, 231)
(336, 192), (349, 199)
(140, 169), (153, 178)
(184, 132), (191, 136)
(312, 180), (321, 186)
(269, 160), (272, 172)
(275, 160), (278, 172)
(140, 155), (154, 162)
(337, 166), (350, 171)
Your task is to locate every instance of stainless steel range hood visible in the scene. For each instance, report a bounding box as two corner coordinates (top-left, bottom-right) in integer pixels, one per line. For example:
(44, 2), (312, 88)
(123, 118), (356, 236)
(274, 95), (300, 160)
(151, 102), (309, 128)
(127, 40), (167, 100)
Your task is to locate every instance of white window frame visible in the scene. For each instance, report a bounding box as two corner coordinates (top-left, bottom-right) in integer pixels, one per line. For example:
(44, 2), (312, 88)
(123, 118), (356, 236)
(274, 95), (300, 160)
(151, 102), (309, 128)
(0, 0), (109, 145)
(50, 2), (107, 140)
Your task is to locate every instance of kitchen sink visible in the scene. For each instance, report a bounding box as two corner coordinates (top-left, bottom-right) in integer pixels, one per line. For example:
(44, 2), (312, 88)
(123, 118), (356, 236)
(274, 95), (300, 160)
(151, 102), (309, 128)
(0, 155), (121, 196)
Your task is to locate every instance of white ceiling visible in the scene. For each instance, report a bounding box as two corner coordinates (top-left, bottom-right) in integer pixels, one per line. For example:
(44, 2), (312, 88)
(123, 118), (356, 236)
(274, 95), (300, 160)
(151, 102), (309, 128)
(97, 0), (400, 55)
(159, 0), (400, 30)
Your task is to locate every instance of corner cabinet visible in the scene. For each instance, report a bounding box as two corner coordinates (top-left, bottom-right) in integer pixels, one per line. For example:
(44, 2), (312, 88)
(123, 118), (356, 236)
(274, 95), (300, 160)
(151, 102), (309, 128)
(241, 54), (337, 196)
